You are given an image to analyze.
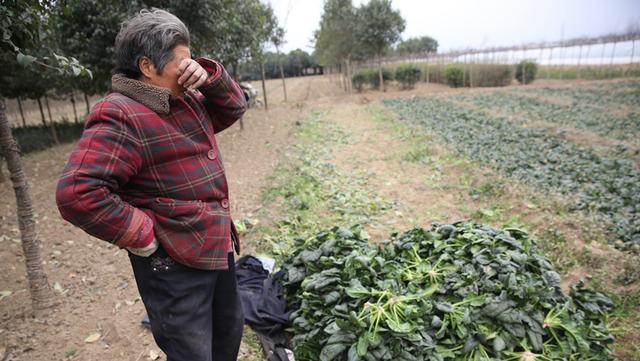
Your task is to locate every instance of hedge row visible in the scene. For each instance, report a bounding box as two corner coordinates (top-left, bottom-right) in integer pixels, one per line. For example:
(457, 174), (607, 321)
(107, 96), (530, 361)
(11, 121), (85, 154)
(426, 63), (515, 87)
(353, 60), (540, 90)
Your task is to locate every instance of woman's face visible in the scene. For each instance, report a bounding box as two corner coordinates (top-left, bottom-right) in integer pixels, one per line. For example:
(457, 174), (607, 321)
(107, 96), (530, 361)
(141, 44), (191, 96)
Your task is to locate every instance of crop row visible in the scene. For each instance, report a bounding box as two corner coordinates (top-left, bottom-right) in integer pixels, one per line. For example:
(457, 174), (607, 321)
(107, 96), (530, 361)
(384, 97), (640, 252)
(447, 87), (640, 142)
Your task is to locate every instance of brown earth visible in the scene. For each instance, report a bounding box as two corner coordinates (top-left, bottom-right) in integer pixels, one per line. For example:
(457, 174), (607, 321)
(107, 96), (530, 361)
(1, 75), (638, 360)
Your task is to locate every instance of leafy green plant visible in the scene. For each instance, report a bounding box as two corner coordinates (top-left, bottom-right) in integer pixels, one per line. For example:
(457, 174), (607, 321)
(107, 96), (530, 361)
(352, 71), (368, 92)
(351, 68), (393, 91)
(385, 95), (640, 253)
(469, 64), (514, 87)
(283, 222), (615, 361)
(11, 121), (84, 154)
(538, 65), (640, 80)
(368, 68), (393, 90)
(515, 60), (538, 84)
(395, 65), (422, 90)
(444, 64), (464, 87)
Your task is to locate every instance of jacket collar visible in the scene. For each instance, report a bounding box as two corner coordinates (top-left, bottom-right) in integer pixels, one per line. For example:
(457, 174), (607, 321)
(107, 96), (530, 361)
(111, 74), (172, 115)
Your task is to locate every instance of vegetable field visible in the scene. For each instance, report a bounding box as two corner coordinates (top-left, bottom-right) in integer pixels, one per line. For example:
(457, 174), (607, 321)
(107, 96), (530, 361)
(240, 83), (639, 361)
(384, 80), (640, 253)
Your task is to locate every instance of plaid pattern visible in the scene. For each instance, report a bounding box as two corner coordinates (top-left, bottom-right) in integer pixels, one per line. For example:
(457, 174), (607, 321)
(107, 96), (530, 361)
(56, 58), (247, 270)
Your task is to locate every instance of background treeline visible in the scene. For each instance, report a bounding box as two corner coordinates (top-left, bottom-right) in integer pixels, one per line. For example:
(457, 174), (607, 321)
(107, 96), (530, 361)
(239, 49), (323, 81)
(1, 0), (283, 126)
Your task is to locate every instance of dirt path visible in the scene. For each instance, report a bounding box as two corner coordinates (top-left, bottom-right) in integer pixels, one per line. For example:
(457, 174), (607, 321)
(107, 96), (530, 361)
(0, 101), (302, 361)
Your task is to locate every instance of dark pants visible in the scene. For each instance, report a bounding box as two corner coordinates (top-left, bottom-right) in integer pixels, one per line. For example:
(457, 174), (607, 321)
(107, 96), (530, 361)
(129, 247), (244, 361)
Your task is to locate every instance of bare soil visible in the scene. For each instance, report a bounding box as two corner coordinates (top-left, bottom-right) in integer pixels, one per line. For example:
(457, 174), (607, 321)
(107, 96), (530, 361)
(1, 75), (638, 360)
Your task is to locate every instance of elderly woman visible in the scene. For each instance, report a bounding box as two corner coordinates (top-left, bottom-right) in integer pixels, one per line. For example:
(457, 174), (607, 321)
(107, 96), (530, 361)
(56, 9), (247, 361)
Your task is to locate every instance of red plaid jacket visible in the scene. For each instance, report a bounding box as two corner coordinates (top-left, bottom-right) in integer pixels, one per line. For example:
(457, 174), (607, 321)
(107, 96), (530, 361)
(56, 58), (247, 270)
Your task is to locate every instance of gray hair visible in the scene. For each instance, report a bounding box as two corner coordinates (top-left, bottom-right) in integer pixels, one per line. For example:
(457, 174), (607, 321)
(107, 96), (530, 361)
(114, 9), (190, 78)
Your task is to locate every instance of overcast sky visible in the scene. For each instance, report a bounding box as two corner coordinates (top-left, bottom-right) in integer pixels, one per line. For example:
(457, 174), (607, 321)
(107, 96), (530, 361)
(267, 0), (640, 53)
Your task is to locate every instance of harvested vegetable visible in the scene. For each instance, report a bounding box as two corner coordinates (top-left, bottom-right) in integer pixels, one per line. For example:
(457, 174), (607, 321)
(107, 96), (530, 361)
(283, 221), (614, 361)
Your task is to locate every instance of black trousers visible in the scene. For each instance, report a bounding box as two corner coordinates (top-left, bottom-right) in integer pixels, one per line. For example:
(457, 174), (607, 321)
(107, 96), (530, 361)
(129, 247), (244, 361)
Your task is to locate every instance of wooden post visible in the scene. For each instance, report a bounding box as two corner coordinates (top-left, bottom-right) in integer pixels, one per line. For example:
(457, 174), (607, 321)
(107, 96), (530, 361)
(577, 45), (582, 66)
(70, 93), (78, 123)
(538, 47), (544, 66)
(346, 57), (352, 94)
(610, 41), (617, 66)
(17, 97), (26, 127)
(425, 54), (430, 83)
(260, 61), (268, 112)
(0, 100), (55, 313)
(469, 53), (473, 88)
(43, 95), (59, 145)
(631, 39), (636, 65)
(0, 153), (5, 183)
(599, 42), (607, 78)
(378, 55), (384, 92)
(547, 47), (554, 78)
(37, 98), (46, 125)
(462, 53), (467, 87)
(521, 52), (527, 85)
(276, 48), (287, 102)
(83, 92), (91, 115)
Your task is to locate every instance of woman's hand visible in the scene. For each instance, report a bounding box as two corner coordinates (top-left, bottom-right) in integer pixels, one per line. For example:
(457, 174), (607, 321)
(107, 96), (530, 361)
(177, 58), (210, 91)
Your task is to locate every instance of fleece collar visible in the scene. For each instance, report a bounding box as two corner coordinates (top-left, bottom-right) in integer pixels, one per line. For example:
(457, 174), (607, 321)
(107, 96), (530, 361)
(111, 74), (172, 114)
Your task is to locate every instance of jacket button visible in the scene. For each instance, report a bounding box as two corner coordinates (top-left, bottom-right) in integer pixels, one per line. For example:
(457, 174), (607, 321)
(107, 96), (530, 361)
(221, 199), (229, 209)
(207, 149), (217, 160)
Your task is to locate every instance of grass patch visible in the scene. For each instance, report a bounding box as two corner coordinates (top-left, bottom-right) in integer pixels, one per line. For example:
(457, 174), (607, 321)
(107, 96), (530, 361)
(249, 109), (394, 259)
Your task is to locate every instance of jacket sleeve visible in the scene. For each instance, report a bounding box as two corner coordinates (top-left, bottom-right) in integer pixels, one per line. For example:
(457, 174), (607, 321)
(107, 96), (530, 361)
(194, 58), (248, 133)
(55, 101), (152, 249)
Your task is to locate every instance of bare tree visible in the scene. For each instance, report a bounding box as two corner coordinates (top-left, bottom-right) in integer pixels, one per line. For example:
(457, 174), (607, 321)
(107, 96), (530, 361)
(0, 100), (54, 313)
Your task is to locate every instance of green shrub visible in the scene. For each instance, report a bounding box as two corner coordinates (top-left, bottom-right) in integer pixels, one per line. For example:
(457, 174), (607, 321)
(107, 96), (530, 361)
(353, 68), (394, 90)
(12, 121), (84, 154)
(444, 64), (464, 87)
(423, 64), (447, 84)
(469, 64), (513, 87)
(538, 65), (640, 80)
(395, 65), (422, 89)
(351, 71), (368, 92)
(424, 63), (512, 87)
(368, 68), (393, 89)
(515, 60), (538, 84)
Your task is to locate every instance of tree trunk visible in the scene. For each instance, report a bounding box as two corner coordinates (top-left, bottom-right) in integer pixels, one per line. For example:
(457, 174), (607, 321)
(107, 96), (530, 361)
(260, 61), (268, 112)
(0, 100), (54, 313)
(17, 98), (26, 127)
(0, 154), (5, 183)
(44, 95), (60, 145)
(83, 92), (90, 115)
(378, 55), (385, 92)
(37, 98), (46, 126)
(275, 47), (287, 102)
(279, 59), (287, 102)
(70, 93), (78, 124)
(346, 57), (352, 94)
(469, 60), (474, 88)
(341, 62), (347, 92)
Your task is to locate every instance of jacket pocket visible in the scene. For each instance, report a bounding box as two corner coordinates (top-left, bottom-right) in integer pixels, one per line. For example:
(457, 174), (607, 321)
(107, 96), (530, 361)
(151, 198), (207, 232)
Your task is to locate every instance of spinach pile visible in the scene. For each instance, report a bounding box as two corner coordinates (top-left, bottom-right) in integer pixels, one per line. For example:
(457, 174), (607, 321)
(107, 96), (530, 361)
(283, 222), (614, 361)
